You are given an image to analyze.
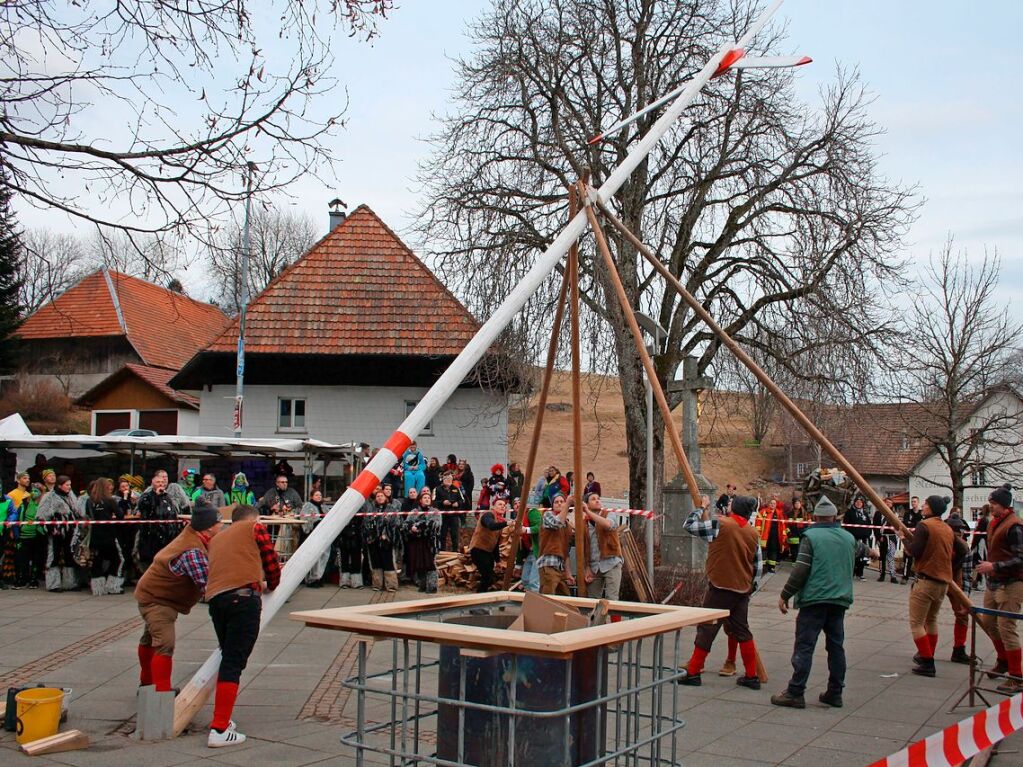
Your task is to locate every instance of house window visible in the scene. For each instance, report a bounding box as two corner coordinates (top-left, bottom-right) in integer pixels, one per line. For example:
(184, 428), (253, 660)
(278, 398), (306, 431)
(405, 400), (433, 436)
(970, 464), (987, 486)
(900, 432), (910, 451)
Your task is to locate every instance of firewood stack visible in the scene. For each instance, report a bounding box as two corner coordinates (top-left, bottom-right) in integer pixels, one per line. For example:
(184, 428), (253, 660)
(436, 526), (515, 590)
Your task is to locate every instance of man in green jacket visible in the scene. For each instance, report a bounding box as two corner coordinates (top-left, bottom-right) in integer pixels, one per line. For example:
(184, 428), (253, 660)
(771, 495), (855, 709)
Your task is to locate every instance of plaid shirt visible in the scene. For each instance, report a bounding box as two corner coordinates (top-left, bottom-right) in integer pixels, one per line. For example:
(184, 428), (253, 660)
(254, 523), (282, 591)
(169, 547), (210, 590)
(684, 510), (763, 589)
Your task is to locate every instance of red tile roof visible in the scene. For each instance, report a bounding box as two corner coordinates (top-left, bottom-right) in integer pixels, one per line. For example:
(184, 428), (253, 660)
(201, 205), (481, 356)
(16, 270), (229, 370)
(76, 363), (200, 409)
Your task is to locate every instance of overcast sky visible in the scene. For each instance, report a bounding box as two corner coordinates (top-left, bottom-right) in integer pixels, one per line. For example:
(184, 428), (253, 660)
(14, 0), (1023, 301)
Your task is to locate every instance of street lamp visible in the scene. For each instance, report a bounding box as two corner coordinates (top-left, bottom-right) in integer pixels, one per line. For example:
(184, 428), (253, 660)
(634, 311), (668, 578)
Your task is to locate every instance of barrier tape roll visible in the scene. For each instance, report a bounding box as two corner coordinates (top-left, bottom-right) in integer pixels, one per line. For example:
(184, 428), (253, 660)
(868, 693), (1022, 767)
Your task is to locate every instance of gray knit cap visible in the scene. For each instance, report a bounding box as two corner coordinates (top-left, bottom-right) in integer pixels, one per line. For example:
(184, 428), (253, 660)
(813, 496), (838, 518)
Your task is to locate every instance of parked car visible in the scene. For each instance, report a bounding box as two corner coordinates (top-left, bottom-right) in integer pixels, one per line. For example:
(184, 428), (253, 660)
(104, 428), (159, 437)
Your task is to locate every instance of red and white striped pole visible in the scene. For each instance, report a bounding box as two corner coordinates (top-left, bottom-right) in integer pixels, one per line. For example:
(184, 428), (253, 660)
(173, 0), (789, 730)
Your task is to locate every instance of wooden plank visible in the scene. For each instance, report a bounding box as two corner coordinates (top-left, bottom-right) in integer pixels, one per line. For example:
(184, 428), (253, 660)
(19, 729), (90, 755)
(620, 528), (655, 603)
(291, 594), (728, 657)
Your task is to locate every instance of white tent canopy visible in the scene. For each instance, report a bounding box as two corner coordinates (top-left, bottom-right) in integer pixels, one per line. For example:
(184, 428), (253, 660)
(0, 413), (31, 438)
(0, 434), (359, 473)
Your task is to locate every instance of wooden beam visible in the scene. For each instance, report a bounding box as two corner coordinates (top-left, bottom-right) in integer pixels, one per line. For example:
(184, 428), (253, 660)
(19, 729), (90, 755)
(500, 250), (571, 588)
(577, 181), (702, 507)
(569, 184), (588, 591)
(591, 195), (979, 617)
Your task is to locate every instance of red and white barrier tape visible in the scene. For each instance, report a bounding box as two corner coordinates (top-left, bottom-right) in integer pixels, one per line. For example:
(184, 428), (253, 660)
(868, 694), (1022, 767)
(1, 507), (657, 527)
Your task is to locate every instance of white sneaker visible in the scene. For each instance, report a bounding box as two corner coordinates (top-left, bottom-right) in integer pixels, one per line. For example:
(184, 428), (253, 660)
(208, 727), (246, 748)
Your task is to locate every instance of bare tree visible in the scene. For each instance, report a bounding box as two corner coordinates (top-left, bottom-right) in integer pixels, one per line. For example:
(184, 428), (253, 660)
(1, 0), (392, 266)
(416, 0), (915, 509)
(86, 230), (185, 283)
(18, 228), (89, 314)
(892, 239), (1023, 509)
(206, 207), (319, 314)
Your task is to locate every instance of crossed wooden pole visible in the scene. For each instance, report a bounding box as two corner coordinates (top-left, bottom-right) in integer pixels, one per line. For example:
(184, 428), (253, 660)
(503, 175), (979, 627)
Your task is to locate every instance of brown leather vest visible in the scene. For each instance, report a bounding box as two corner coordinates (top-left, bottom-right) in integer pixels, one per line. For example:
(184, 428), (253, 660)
(988, 512), (1023, 582)
(539, 520), (571, 562)
(596, 520), (622, 560)
(705, 515), (759, 593)
(469, 514), (503, 553)
(914, 516), (954, 583)
(205, 519), (263, 600)
(134, 526), (208, 613)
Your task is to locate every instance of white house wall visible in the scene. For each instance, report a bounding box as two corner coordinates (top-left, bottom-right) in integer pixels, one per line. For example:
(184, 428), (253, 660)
(198, 384), (509, 478)
(909, 390), (1023, 518)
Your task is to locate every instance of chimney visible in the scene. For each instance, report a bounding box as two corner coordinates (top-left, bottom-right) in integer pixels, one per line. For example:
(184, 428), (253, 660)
(328, 197), (348, 231)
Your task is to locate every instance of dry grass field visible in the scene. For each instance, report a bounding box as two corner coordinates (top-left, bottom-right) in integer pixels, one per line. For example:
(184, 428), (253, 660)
(508, 370), (789, 501)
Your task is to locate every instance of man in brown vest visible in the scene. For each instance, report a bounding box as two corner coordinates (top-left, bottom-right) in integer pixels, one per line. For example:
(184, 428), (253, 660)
(205, 504), (281, 747)
(468, 497), (508, 592)
(897, 495), (968, 677)
(680, 495), (763, 690)
(584, 492), (623, 600)
(976, 484), (1023, 693)
(538, 493), (574, 595)
(134, 503), (223, 692)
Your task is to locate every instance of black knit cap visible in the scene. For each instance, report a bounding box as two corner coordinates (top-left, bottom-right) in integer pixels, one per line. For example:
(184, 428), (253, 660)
(191, 502), (221, 532)
(925, 495), (949, 518)
(989, 484), (1013, 509)
(730, 495), (757, 519)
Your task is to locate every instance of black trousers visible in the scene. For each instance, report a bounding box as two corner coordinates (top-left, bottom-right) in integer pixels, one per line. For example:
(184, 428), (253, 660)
(440, 516), (461, 552)
(15, 536), (45, 586)
(338, 535), (362, 574)
(470, 548), (495, 593)
(209, 591), (262, 685)
(786, 603), (846, 697)
(90, 539), (124, 579)
(366, 541), (395, 572)
(695, 584), (752, 650)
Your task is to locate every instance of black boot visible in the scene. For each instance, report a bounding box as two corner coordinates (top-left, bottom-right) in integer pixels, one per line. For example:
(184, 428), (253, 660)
(950, 646), (971, 665)
(912, 657), (936, 677)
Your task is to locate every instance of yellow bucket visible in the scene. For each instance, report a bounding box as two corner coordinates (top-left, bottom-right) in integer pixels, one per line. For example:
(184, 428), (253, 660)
(15, 687), (64, 744)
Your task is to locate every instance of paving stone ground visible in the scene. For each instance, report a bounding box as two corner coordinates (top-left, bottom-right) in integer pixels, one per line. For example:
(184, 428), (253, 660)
(0, 568), (1020, 766)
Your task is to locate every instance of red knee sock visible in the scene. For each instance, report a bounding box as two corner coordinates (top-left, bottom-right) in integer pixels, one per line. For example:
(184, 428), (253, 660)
(928, 633), (939, 655)
(727, 636), (738, 663)
(739, 640), (758, 678)
(953, 623), (968, 649)
(687, 646), (709, 676)
(1007, 648), (1023, 679)
(151, 653), (173, 692)
(914, 635), (933, 660)
(211, 681), (239, 732)
(138, 645), (155, 687)
(993, 639), (1007, 662)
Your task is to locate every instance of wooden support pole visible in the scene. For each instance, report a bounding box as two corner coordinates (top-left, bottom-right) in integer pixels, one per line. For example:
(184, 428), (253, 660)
(577, 182), (702, 508)
(501, 268), (571, 589)
(569, 185), (588, 591)
(591, 194), (978, 616)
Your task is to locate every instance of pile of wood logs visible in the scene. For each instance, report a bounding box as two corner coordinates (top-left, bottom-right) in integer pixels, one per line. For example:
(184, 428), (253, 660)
(435, 525), (656, 602)
(436, 527), (514, 590)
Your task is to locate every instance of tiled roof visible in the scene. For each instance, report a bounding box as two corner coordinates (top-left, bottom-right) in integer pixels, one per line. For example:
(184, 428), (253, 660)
(793, 402), (944, 478)
(76, 363), (200, 409)
(16, 270), (229, 370)
(124, 364), (200, 408)
(201, 205), (481, 356)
